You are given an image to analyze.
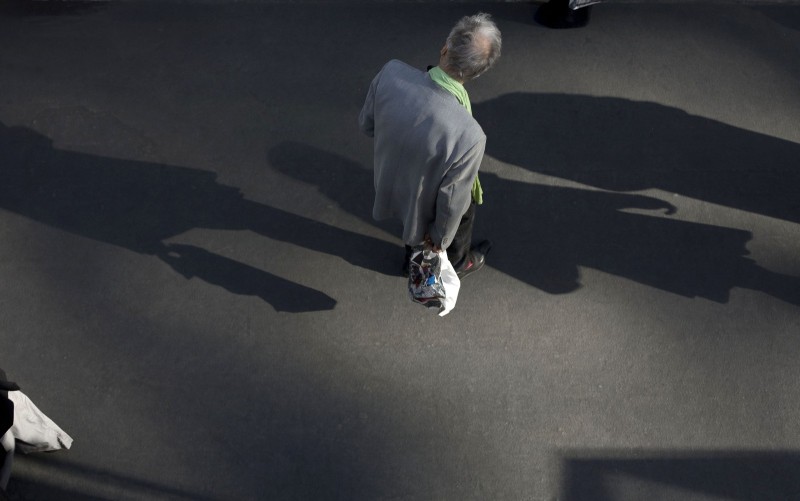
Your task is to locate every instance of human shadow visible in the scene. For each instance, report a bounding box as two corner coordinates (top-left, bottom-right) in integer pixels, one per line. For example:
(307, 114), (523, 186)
(272, 141), (800, 305)
(473, 93), (800, 225)
(0, 123), (398, 312)
(479, 172), (800, 305)
(269, 141), (396, 235)
(160, 244), (336, 313)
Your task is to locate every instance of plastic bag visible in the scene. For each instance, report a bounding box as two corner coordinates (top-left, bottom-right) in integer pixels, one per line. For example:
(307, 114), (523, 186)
(407, 247), (461, 316)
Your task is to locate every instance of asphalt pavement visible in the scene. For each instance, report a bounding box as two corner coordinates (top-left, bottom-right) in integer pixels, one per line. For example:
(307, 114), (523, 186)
(1, 1), (800, 500)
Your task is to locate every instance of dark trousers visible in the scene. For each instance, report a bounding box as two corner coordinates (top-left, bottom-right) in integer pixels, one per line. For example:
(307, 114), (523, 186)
(405, 202), (476, 271)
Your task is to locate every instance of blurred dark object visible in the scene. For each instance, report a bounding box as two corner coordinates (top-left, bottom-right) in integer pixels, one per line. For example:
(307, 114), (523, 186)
(0, 369), (16, 436)
(535, 0), (592, 29)
(1, 368), (15, 495)
(0, 400), (10, 442)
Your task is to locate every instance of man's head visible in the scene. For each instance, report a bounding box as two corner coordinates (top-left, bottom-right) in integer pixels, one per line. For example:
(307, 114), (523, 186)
(440, 13), (502, 83)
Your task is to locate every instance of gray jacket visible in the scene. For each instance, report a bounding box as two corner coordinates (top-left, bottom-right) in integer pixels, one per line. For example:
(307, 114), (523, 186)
(359, 60), (486, 249)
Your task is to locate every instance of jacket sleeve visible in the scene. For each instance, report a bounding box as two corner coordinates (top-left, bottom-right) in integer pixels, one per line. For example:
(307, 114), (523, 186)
(429, 138), (486, 249)
(358, 70), (381, 138)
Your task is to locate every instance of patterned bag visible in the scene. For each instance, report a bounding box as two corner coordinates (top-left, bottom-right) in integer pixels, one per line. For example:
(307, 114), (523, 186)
(407, 246), (460, 316)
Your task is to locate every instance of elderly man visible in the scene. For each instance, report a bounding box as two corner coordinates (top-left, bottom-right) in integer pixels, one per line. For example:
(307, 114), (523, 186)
(359, 13), (501, 279)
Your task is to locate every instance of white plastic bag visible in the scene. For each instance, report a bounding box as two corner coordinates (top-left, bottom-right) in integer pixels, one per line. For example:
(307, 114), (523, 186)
(407, 247), (461, 316)
(437, 252), (460, 316)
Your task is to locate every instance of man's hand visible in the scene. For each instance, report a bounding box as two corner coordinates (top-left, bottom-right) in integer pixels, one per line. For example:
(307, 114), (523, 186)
(423, 234), (442, 252)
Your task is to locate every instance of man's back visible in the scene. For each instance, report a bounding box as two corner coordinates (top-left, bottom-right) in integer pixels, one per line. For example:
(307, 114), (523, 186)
(359, 59), (486, 248)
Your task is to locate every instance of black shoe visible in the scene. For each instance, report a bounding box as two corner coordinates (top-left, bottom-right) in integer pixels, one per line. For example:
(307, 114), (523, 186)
(535, 0), (591, 29)
(456, 240), (492, 280)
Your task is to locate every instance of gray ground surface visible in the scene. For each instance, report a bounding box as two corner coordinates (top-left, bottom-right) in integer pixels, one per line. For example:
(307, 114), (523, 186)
(1, 1), (800, 500)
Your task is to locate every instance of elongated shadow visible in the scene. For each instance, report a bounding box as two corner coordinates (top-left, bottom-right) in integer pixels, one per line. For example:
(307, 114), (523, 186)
(158, 244), (336, 313)
(269, 141), (398, 235)
(9, 453), (214, 501)
(0, 123), (398, 311)
(756, 5), (800, 32)
(480, 172), (800, 305)
(473, 93), (800, 225)
(561, 449), (800, 501)
(272, 141), (800, 305)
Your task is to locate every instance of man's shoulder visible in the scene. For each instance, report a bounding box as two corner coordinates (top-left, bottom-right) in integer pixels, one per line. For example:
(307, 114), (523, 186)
(461, 118), (487, 147)
(378, 59), (428, 84)
(381, 59), (419, 75)
(375, 60), (485, 141)
(374, 60), (438, 98)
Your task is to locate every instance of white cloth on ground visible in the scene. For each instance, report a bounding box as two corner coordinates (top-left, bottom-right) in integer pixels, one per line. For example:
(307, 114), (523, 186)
(7, 391), (73, 453)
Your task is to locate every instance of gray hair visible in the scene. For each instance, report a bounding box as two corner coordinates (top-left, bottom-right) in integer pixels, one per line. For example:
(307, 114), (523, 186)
(444, 13), (502, 81)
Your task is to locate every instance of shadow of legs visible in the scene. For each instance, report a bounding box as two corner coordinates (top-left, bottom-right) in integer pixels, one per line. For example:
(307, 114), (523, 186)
(157, 243), (337, 313)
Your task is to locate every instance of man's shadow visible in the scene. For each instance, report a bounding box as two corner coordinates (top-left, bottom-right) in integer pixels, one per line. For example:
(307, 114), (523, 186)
(479, 172), (799, 304)
(272, 140), (800, 306)
(473, 93), (800, 225)
(0, 122), (399, 312)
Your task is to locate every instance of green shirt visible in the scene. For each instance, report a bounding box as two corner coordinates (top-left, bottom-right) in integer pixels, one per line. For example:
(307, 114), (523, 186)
(428, 66), (483, 205)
